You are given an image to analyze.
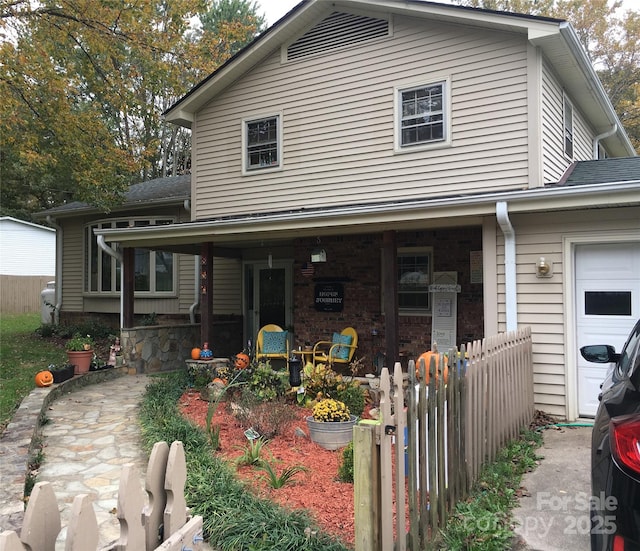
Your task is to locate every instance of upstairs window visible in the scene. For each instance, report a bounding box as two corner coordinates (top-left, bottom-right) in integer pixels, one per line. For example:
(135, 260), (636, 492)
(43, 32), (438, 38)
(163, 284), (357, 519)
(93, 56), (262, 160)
(85, 218), (175, 295)
(395, 80), (450, 152)
(243, 114), (282, 172)
(564, 95), (574, 159)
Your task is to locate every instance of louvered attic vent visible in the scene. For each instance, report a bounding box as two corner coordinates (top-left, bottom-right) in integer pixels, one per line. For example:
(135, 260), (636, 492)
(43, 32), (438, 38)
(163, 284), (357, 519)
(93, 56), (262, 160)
(286, 12), (389, 61)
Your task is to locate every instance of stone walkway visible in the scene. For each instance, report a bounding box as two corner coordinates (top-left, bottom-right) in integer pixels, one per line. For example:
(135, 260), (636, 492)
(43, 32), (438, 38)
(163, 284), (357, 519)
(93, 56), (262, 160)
(38, 375), (149, 549)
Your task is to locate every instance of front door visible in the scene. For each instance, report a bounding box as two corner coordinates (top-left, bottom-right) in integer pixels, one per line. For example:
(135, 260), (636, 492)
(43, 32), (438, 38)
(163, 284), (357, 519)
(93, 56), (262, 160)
(576, 243), (640, 417)
(244, 260), (292, 350)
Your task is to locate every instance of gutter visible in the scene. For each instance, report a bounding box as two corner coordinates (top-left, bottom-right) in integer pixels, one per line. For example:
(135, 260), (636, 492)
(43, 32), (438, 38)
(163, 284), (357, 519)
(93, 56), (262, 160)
(97, 235), (124, 328)
(593, 124), (617, 159)
(496, 202), (518, 331)
(45, 216), (62, 324)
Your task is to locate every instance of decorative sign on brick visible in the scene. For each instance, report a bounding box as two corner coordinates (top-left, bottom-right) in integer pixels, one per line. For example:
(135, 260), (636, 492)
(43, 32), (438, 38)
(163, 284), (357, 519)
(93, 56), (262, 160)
(314, 282), (344, 312)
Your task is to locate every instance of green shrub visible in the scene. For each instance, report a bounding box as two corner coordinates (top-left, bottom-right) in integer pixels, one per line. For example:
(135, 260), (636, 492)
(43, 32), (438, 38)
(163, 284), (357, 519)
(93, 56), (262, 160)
(337, 441), (354, 483)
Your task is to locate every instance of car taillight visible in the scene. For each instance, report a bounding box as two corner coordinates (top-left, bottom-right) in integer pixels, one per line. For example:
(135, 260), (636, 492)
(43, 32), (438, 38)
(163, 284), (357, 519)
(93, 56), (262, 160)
(610, 415), (640, 475)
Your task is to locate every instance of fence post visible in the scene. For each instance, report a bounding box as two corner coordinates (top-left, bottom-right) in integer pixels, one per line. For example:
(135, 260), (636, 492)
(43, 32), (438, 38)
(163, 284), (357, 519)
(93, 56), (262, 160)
(65, 494), (98, 550)
(392, 362), (407, 551)
(113, 464), (146, 551)
(0, 530), (24, 551)
(354, 422), (379, 551)
(144, 441), (170, 550)
(163, 441), (187, 538)
(378, 368), (394, 551)
(20, 481), (60, 551)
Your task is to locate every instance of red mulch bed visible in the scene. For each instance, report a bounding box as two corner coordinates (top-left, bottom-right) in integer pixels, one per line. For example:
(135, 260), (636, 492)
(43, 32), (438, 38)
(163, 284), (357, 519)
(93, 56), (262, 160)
(178, 390), (359, 547)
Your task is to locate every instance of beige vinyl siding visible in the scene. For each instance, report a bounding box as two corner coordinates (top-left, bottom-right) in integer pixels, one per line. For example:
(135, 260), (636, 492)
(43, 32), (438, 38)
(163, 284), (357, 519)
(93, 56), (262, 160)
(495, 206), (640, 417)
(194, 16), (530, 219)
(540, 60), (570, 182)
(572, 108), (595, 160)
(61, 218), (85, 312)
(212, 258), (242, 315)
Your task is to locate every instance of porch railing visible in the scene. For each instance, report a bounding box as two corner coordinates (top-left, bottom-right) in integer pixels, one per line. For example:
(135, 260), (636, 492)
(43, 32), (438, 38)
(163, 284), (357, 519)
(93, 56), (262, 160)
(354, 326), (534, 550)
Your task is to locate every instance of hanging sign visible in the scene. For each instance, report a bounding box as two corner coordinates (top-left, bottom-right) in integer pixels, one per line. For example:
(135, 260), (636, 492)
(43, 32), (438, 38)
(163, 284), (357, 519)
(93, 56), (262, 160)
(314, 283), (344, 312)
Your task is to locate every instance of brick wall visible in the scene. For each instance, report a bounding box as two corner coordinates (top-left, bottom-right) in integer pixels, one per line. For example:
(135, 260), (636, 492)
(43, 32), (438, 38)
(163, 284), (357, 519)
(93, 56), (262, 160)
(292, 228), (484, 373)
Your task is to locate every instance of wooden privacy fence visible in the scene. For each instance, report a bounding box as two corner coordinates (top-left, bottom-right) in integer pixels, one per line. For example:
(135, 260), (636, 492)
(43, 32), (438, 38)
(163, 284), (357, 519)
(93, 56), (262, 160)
(354, 327), (534, 551)
(0, 441), (204, 551)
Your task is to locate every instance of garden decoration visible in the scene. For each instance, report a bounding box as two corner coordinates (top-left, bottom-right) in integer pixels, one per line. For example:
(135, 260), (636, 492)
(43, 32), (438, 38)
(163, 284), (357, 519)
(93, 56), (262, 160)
(306, 398), (358, 450)
(416, 345), (448, 385)
(34, 370), (54, 387)
(234, 352), (250, 369)
(199, 342), (213, 359)
(190, 347), (201, 360)
(65, 333), (95, 375)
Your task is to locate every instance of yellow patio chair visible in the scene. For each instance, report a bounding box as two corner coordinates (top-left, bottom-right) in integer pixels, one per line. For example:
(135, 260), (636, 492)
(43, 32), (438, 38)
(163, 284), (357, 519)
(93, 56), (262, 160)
(312, 327), (358, 370)
(255, 324), (290, 368)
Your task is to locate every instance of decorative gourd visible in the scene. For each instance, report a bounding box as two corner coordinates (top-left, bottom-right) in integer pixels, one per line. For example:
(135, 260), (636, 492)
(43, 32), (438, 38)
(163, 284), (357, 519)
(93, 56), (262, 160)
(416, 351), (448, 384)
(200, 342), (213, 359)
(235, 352), (250, 369)
(35, 370), (54, 387)
(191, 348), (202, 360)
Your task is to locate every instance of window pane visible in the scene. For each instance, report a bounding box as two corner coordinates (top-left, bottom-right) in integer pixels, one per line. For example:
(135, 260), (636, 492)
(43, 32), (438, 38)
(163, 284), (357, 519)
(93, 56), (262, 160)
(135, 250), (150, 291)
(155, 251), (173, 292)
(247, 117), (279, 169)
(398, 253), (431, 311)
(585, 291), (631, 316)
(401, 83), (444, 146)
(101, 251), (112, 292)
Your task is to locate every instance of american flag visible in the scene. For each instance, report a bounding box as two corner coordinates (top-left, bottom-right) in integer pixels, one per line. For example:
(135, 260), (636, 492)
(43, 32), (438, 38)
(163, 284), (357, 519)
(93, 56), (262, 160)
(301, 262), (315, 277)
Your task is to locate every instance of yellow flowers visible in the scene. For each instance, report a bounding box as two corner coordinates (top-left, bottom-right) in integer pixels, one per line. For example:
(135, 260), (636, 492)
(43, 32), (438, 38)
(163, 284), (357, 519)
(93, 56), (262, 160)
(312, 398), (351, 422)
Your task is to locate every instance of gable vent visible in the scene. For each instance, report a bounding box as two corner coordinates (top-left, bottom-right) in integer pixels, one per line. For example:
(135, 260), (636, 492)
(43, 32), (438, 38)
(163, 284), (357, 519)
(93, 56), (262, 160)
(286, 12), (389, 61)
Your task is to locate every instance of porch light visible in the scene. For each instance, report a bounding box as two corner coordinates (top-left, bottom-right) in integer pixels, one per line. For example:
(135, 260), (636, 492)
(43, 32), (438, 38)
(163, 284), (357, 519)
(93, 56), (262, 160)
(536, 257), (552, 278)
(311, 248), (326, 263)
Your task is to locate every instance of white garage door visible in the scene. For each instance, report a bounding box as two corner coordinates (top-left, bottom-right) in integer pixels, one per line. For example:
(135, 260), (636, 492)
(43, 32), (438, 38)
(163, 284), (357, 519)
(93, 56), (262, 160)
(576, 242), (640, 417)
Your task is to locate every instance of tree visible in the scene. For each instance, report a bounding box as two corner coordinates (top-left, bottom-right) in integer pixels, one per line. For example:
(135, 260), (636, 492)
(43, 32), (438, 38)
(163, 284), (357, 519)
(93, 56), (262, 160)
(452, 0), (640, 153)
(0, 0), (263, 216)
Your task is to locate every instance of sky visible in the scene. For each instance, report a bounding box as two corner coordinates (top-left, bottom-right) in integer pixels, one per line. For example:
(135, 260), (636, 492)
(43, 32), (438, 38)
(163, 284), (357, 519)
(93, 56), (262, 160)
(256, 0), (640, 26)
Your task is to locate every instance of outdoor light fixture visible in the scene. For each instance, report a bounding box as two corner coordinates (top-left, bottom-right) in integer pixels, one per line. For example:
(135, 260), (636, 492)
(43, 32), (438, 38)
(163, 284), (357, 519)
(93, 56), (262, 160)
(536, 257), (553, 278)
(311, 237), (326, 263)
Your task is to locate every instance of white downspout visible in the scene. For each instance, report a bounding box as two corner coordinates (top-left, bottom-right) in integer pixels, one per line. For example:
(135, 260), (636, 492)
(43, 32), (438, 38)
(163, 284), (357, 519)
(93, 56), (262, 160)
(97, 235), (124, 328)
(45, 216), (62, 324)
(592, 124), (617, 159)
(496, 201), (518, 331)
(183, 199), (200, 324)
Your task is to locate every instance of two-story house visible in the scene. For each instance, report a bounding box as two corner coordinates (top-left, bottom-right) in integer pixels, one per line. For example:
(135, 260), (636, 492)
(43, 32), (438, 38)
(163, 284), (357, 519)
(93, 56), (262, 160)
(48, 0), (639, 421)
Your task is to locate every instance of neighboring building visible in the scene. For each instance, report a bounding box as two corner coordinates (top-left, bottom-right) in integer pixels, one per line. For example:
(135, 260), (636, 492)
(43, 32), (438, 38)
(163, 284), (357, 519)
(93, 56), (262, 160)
(0, 217), (56, 313)
(46, 0), (640, 420)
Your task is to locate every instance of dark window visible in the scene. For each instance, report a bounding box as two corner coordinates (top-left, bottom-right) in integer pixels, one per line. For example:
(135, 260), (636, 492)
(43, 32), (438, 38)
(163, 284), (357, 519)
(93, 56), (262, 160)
(585, 291), (632, 316)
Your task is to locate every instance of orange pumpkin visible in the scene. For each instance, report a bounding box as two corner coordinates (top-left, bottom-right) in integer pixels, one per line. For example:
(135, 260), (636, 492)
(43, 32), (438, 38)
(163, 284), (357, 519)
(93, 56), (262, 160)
(191, 347), (202, 360)
(211, 377), (226, 386)
(416, 351), (448, 384)
(35, 370), (54, 387)
(235, 352), (250, 369)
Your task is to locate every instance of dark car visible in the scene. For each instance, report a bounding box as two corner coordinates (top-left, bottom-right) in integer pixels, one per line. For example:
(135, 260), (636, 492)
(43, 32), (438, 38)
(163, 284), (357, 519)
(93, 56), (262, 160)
(580, 319), (640, 551)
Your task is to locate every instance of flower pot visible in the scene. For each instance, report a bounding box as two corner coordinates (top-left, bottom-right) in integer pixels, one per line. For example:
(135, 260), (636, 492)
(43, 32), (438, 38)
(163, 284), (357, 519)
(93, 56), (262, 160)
(52, 364), (75, 383)
(306, 415), (358, 450)
(66, 350), (93, 375)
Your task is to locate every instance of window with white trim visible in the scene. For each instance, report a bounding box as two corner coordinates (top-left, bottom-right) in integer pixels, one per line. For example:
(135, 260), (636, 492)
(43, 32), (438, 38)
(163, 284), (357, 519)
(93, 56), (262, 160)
(85, 218), (175, 294)
(564, 95), (574, 159)
(397, 82), (447, 149)
(243, 115), (281, 171)
(398, 247), (432, 313)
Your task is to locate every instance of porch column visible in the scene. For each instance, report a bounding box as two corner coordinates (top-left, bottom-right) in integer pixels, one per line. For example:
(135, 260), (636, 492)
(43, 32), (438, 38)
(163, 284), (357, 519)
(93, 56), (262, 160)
(122, 247), (135, 328)
(200, 242), (214, 346)
(382, 230), (399, 367)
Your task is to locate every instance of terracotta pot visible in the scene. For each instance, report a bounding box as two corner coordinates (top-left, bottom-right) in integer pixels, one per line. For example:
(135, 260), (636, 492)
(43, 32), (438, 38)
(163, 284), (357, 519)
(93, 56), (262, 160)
(306, 415), (358, 450)
(66, 350), (93, 375)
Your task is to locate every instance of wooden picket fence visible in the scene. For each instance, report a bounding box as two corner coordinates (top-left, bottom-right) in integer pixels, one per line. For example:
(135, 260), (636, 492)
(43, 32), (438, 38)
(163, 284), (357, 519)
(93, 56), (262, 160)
(0, 441), (204, 551)
(354, 327), (534, 550)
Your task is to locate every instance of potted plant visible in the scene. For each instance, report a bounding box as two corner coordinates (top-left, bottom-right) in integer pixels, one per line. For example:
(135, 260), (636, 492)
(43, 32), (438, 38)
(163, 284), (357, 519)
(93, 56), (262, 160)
(66, 333), (95, 375)
(306, 398), (358, 450)
(48, 362), (75, 383)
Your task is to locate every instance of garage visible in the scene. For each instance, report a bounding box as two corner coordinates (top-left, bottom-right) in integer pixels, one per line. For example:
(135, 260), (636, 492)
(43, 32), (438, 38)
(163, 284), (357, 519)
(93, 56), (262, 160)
(576, 242), (640, 417)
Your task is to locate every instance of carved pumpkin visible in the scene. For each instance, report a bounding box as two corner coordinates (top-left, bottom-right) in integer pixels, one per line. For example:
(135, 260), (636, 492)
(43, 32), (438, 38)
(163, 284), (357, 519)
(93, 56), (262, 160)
(416, 351), (448, 384)
(235, 352), (250, 369)
(35, 370), (54, 387)
(191, 348), (202, 360)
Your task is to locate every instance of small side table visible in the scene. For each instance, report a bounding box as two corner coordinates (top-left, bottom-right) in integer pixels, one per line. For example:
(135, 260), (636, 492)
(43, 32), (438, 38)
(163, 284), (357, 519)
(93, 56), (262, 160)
(292, 348), (314, 366)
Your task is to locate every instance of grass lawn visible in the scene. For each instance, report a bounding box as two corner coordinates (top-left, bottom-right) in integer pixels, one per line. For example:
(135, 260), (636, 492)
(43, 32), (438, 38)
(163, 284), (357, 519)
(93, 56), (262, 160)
(0, 313), (64, 431)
